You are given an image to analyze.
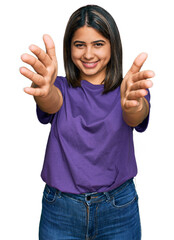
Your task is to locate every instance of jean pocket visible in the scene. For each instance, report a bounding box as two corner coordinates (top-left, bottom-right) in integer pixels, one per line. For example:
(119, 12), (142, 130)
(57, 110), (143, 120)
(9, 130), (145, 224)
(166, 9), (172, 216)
(43, 185), (58, 204)
(112, 181), (138, 209)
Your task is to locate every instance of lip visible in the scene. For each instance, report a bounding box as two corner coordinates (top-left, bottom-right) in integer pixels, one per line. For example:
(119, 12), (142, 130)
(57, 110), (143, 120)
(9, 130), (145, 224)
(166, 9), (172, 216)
(82, 60), (99, 69)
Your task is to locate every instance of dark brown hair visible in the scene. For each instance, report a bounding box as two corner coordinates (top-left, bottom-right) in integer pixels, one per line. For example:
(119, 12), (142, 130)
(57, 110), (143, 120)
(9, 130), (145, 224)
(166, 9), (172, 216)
(63, 5), (123, 93)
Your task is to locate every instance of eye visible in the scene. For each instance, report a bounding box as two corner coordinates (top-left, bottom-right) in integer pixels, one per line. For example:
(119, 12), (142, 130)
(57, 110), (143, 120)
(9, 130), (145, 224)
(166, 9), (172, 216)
(94, 43), (104, 47)
(75, 44), (85, 49)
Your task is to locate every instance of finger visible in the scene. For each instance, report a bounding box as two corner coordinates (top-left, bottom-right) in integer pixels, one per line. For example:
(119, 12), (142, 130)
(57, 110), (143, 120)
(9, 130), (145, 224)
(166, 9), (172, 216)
(127, 89), (148, 100)
(20, 67), (45, 86)
(21, 53), (47, 76)
(29, 44), (52, 67)
(23, 86), (45, 97)
(130, 79), (153, 91)
(124, 100), (139, 109)
(132, 70), (155, 82)
(43, 34), (57, 62)
(129, 52), (148, 74)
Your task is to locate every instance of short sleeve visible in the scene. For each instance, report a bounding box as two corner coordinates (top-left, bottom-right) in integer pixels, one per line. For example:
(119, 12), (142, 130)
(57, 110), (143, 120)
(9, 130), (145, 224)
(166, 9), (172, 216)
(36, 76), (65, 124)
(135, 89), (151, 133)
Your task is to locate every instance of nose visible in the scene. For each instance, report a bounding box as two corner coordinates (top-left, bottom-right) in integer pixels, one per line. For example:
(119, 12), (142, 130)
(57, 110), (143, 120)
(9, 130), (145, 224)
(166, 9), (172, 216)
(83, 46), (94, 60)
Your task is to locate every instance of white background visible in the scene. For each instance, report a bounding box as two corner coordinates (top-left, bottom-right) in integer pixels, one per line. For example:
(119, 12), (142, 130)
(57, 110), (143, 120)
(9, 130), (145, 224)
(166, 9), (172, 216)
(0, 0), (173, 239)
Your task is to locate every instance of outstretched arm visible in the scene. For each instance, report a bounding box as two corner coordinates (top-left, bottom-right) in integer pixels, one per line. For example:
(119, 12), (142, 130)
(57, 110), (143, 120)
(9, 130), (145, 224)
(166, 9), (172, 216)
(120, 53), (155, 127)
(20, 34), (63, 114)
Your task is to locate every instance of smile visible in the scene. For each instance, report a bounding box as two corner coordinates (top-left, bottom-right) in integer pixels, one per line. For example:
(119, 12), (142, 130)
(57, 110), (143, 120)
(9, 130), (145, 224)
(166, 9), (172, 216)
(82, 61), (99, 68)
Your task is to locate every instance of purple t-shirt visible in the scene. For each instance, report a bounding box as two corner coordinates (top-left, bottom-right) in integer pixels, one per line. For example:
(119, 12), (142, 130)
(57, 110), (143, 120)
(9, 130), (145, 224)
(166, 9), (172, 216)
(37, 76), (150, 194)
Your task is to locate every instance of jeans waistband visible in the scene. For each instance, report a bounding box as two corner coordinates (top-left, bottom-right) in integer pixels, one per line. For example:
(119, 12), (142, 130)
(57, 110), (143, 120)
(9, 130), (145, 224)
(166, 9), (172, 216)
(47, 178), (134, 204)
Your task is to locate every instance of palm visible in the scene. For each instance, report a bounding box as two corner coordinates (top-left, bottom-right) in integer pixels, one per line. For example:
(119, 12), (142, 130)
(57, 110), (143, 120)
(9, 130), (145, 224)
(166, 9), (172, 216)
(121, 53), (154, 113)
(20, 34), (58, 97)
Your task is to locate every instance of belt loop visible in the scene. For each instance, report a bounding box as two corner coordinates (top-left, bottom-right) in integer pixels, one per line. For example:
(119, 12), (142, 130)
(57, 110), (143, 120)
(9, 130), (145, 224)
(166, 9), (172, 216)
(104, 191), (111, 202)
(57, 190), (62, 198)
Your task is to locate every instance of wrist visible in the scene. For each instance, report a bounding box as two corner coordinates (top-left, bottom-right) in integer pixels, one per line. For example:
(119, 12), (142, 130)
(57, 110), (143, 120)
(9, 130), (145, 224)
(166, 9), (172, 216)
(122, 97), (149, 127)
(122, 97), (144, 115)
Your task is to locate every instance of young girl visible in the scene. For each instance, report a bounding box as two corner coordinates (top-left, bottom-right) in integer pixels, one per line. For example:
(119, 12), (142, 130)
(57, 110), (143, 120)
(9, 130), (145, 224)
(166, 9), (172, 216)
(20, 5), (154, 240)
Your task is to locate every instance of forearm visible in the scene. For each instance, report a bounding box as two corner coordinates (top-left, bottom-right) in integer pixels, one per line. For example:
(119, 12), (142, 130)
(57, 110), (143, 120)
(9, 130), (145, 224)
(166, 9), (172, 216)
(122, 97), (149, 127)
(33, 84), (63, 114)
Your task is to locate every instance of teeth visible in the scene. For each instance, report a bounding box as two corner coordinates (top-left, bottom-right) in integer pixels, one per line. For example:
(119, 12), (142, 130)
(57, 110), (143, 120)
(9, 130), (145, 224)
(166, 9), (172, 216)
(82, 61), (98, 68)
(83, 62), (98, 66)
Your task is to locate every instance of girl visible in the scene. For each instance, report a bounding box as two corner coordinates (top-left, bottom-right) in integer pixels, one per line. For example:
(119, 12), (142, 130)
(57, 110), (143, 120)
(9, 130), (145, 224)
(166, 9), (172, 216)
(20, 5), (154, 240)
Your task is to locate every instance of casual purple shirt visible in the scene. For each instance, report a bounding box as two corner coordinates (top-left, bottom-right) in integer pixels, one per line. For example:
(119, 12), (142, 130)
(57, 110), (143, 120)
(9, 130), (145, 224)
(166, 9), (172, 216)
(37, 76), (150, 194)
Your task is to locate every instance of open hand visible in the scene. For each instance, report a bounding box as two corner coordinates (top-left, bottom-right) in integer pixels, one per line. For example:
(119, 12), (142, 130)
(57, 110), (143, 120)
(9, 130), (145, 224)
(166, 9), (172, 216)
(20, 34), (58, 97)
(121, 53), (154, 114)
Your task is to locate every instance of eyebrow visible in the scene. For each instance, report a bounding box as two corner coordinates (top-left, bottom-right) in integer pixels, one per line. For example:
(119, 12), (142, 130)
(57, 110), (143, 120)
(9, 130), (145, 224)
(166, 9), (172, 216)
(73, 40), (106, 44)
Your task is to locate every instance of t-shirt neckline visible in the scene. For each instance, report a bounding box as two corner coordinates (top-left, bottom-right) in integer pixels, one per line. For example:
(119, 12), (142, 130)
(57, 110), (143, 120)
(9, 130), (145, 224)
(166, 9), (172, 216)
(81, 80), (104, 90)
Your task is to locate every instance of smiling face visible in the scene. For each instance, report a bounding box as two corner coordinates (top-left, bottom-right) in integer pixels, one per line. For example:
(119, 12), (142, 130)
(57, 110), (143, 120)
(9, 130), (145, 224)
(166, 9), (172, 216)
(71, 26), (111, 85)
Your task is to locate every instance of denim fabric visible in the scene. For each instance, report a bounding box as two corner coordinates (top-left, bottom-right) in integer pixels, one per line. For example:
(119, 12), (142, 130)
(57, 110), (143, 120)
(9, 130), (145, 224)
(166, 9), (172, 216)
(39, 179), (141, 240)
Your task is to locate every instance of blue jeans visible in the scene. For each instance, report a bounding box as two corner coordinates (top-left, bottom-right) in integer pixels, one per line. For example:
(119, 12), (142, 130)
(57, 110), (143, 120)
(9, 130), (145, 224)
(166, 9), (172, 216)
(39, 179), (141, 239)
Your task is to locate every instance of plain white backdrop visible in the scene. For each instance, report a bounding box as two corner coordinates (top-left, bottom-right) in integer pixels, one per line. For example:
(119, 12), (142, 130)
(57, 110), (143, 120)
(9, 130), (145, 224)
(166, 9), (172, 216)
(1, 0), (173, 239)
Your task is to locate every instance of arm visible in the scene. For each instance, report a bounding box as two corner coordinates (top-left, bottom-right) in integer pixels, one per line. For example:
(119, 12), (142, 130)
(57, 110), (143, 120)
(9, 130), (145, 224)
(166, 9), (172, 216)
(120, 53), (154, 127)
(20, 34), (63, 114)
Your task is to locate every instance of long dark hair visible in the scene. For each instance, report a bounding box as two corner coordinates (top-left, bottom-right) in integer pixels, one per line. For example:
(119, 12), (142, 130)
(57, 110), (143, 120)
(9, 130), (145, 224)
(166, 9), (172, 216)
(63, 5), (123, 93)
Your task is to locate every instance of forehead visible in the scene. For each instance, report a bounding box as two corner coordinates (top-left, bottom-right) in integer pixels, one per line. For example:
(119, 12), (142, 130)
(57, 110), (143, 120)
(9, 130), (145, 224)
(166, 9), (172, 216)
(72, 26), (109, 43)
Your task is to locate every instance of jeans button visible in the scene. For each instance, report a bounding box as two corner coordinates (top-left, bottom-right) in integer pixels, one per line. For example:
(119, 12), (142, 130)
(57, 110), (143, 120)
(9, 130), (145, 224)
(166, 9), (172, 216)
(87, 196), (91, 201)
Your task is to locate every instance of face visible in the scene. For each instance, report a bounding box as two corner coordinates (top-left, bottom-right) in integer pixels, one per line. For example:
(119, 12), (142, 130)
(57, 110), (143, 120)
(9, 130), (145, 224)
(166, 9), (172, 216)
(71, 26), (111, 85)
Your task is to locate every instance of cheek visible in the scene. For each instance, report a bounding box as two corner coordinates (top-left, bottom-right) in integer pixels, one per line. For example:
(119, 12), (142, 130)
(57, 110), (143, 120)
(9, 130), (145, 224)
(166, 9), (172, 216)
(71, 47), (82, 61)
(71, 52), (83, 71)
(71, 55), (83, 69)
(102, 53), (111, 65)
(99, 47), (111, 62)
(106, 47), (111, 62)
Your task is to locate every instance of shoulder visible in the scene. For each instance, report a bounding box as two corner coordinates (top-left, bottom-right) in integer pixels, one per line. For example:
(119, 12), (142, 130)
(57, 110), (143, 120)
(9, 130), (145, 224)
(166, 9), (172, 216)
(54, 76), (68, 87)
(54, 76), (69, 96)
